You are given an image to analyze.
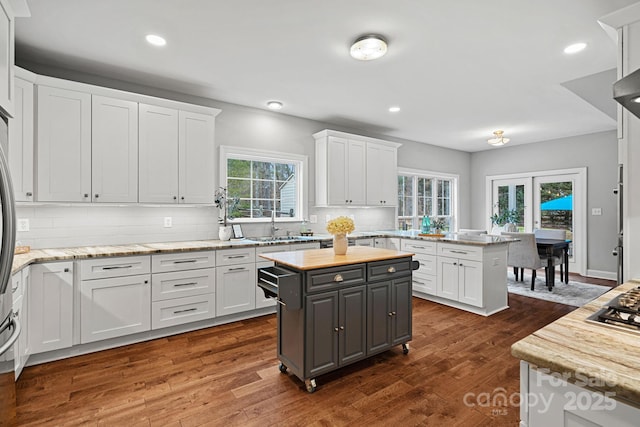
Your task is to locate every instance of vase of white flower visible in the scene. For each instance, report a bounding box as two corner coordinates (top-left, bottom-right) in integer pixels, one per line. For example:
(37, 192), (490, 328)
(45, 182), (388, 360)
(327, 216), (355, 255)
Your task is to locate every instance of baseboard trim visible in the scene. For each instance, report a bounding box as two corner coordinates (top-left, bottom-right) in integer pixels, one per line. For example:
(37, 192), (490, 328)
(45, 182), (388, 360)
(585, 269), (616, 281)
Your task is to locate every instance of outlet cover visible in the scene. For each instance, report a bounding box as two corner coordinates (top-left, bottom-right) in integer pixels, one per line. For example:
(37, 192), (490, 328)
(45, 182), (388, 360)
(309, 215), (317, 224)
(591, 208), (602, 216)
(164, 217), (172, 228)
(325, 214), (331, 222)
(17, 218), (29, 232)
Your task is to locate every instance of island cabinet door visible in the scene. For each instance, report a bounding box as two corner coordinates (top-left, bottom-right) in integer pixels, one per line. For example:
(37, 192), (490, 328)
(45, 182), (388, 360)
(305, 291), (339, 378)
(457, 260), (483, 308)
(391, 277), (412, 346)
(366, 281), (392, 354)
(437, 257), (460, 300)
(338, 285), (366, 366)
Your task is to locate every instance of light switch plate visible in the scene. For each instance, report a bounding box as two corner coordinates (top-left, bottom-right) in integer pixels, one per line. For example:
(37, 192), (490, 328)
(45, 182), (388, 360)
(309, 215), (317, 224)
(591, 208), (602, 216)
(325, 214), (331, 222)
(164, 217), (172, 227)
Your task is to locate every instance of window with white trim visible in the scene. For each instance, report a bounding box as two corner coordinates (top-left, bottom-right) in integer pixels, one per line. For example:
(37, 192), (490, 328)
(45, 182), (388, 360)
(397, 168), (458, 231)
(220, 146), (307, 222)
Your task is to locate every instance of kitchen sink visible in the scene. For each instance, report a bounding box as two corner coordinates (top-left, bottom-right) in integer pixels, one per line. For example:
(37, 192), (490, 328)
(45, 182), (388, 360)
(248, 236), (315, 243)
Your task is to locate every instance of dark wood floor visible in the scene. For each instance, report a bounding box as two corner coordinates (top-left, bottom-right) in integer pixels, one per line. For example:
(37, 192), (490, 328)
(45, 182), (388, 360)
(15, 274), (615, 426)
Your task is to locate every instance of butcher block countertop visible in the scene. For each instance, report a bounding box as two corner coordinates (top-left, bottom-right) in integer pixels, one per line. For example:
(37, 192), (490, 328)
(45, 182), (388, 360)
(511, 280), (640, 406)
(258, 246), (415, 270)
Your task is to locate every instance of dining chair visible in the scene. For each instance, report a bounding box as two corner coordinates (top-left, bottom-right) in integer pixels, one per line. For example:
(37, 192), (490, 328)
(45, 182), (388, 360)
(502, 232), (550, 290)
(534, 228), (566, 280)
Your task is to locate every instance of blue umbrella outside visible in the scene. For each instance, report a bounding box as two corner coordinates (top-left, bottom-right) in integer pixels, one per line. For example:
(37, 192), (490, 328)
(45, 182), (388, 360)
(540, 194), (572, 210)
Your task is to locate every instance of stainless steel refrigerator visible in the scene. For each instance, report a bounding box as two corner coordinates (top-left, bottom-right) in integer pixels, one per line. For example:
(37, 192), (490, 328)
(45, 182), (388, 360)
(0, 114), (18, 424)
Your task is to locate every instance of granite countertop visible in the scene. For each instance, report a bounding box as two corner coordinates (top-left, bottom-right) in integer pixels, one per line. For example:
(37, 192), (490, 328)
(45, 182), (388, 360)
(258, 246), (414, 270)
(511, 280), (640, 407)
(10, 230), (511, 275)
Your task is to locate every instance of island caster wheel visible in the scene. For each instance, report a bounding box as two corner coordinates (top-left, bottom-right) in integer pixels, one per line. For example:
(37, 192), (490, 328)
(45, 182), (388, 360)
(279, 363), (288, 373)
(402, 343), (409, 355)
(305, 378), (317, 393)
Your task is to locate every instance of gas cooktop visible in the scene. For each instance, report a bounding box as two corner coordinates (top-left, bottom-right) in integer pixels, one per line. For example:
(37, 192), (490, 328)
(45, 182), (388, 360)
(587, 286), (640, 333)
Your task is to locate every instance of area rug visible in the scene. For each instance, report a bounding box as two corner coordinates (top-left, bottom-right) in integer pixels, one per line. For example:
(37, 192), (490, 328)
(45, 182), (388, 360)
(507, 275), (611, 307)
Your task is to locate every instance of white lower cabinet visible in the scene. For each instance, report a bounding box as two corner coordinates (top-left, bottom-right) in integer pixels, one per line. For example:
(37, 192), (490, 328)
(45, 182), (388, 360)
(437, 256), (482, 306)
(29, 262), (74, 354)
(80, 274), (151, 343)
(11, 267), (29, 378)
(150, 253), (216, 329)
(402, 239), (437, 296)
(216, 263), (256, 316)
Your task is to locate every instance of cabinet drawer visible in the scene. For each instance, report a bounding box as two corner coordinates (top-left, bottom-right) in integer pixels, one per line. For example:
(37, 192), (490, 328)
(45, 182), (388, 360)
(401, 239), (436, 255)
(255, 244), (290, 256)
(11, 271), (23, 302)
(412, 273), (437, 295)
(437, 243), (482, 261)
(289, 242), (320, 251)
(305, 264), (366, 293)
(81, 255), (151, 280)
(152, 294), (216, 329)
(367, 258), (412, 282)
(151, 268), (215, 301)
(413, 253), (437, 276)
(151, 251), (215, 273)
(216, 247), (256, 266)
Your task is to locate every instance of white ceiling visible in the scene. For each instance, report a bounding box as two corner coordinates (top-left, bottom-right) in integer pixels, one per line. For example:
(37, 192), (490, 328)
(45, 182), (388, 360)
(13, 0), (639, 152)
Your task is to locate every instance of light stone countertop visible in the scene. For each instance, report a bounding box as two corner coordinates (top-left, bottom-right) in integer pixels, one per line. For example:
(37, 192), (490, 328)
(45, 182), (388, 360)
(511, 280), (640, 407)
(10, 231), (514, 275)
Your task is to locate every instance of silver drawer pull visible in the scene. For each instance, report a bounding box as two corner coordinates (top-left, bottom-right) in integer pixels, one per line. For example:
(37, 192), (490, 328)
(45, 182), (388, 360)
(11, 285), (18, 293)
(277, 299), (287, 306)
(102, 265), (133, 270)
(174, 307), (198, 314)
(333, 274), (344, 282)
(413, 246), (426, 249)
(413, 279), (425, 285)
(387, 266), (396, 273)
(174, 282), (197, 287)
(229, 267), (246, 271)
(173, 259), (197, 264)
(228, 255), (246, 259)
(450, 250), (468, 255)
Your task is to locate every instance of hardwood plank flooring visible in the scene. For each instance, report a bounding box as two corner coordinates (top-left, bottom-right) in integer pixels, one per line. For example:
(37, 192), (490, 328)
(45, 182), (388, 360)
(15, 275), (614, 426)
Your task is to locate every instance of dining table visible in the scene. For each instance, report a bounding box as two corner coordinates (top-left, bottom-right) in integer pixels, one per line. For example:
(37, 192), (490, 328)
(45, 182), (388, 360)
(535, 238), (571, 291)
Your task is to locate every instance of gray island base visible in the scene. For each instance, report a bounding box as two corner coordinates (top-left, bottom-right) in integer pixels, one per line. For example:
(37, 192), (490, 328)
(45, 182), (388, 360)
(258, 246), (416, 392)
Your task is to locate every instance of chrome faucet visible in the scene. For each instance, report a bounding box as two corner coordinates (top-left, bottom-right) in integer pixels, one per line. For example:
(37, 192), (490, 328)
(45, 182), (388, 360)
(271, 211), (280, 239)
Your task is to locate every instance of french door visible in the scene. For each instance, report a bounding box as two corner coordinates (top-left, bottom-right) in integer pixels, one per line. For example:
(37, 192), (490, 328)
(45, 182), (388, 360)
(487, 168), (586, 275)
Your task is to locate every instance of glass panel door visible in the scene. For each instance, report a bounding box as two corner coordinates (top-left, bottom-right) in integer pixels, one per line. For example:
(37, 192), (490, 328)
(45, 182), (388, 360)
(491, 178), (531, 232)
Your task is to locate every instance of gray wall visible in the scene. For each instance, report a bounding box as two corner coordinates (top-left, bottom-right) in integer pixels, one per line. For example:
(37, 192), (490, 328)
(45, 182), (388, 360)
(470, 131), (618, 276)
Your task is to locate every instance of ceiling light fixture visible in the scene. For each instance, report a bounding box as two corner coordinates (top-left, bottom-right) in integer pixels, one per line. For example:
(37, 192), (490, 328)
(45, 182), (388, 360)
(633, 96), (640, 103)
(266, 101), (283, 110)
(350, 34), (388, 61)
(563, 42), (586, 54)
(145, 34), (166, 47)
(487, 130), (510, 146)
(389, 106), (400, 113)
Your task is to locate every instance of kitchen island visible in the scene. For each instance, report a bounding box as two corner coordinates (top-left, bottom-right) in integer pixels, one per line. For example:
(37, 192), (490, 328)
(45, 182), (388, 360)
(258, 246), (415, 392)
(511, 280), (640, 426)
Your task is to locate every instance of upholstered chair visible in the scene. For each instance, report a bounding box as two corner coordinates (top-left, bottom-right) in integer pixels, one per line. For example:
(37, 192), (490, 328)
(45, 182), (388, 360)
(533, 228), (567, 279)
(502, 232), (547, 290)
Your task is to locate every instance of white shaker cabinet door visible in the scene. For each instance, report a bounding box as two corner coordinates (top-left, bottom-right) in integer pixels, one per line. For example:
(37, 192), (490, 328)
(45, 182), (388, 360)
(36, 85), (91, 202)
(139, 103), (179, 203)
(8, 76), (34, 201)
(0, 0), (14, 118)
(29, 262), (74, 354)
(92, 95), (138, 203)
(366, 142), (397, 206)
(178, 110), (215, 204)
(216, 264), (256, 316)
(345, 139), (366, 205)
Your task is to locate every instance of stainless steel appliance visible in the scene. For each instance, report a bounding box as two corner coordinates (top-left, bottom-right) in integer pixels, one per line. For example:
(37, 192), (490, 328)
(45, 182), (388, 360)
(587, 286), (640, 334)
(0, 114), (18, 425)
(613, 164), (623, 285)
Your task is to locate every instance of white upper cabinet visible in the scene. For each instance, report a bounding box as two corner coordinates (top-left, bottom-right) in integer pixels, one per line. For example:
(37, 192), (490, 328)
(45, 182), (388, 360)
(366, 142), (397, 206)
(139, 103), (179, 203)
(0, 0), (14, 118)
(178, 110), (215, 204)
(36, 85), (92, 202)
(8, 72), (35, 201)
(92, 95), (138, 203)
(314, 129), (400, 207)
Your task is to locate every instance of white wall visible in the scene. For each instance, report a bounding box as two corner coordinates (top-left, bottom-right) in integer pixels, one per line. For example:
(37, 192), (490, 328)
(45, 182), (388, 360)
(470, 130), (618, 276)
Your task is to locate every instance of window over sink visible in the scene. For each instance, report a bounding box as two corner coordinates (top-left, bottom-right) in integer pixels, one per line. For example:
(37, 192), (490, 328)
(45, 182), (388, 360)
(397, 168), (458, 231)
(220, 146), (308, 222)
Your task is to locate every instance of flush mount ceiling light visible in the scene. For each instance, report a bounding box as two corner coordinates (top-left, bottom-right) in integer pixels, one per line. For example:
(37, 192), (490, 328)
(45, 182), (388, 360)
(145, 34), (166, 46)
(563, 42), (586, 54)
(350, 34), (388, 61)
(487, 130), (510, 146)
(266, 101), (283, 110)
(389, 106), (400, 113)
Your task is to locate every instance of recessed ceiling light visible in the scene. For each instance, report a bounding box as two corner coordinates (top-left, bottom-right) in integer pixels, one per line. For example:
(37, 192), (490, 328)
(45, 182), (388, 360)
(563, 42), (586, 54)
(389, 106), (400, 113)
(146, 34), (166, 47)
(267, 101), (283, 110)
(633, 96), (640, 103)
(350, 35), (388, 61)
